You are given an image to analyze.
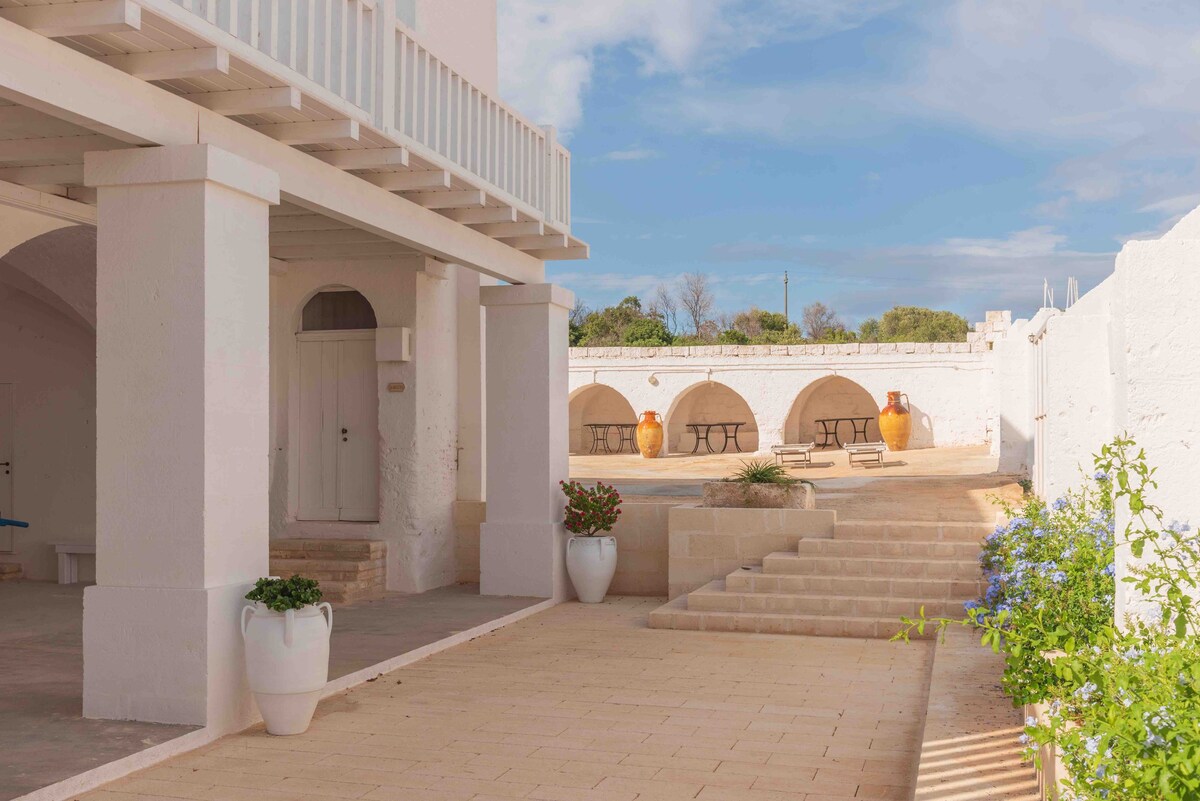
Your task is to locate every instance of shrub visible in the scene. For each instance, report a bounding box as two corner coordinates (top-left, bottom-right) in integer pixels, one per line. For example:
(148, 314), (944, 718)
(245, 575), (323, 612)
(560, 480), (622, 537)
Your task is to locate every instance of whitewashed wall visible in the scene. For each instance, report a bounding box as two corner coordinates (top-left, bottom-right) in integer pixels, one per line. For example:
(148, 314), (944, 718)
(569, 342), (1000, 456)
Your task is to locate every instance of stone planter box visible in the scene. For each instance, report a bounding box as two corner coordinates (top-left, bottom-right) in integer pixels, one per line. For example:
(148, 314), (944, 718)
(1025, 701), (1074, 800)
(702, 481), (815, 509)
(668, 504), (836, 599)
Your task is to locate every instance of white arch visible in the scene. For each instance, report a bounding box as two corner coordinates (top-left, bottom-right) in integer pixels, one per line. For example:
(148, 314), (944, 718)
(569, 383), (638, 454)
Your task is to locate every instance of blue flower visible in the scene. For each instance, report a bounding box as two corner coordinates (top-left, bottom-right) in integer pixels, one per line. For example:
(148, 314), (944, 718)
(1052, 498), (1068, 512)
(1104, 563), (1116, 577)
(1050, 571), (1067, 584)
(1094, 471), (1110, 482)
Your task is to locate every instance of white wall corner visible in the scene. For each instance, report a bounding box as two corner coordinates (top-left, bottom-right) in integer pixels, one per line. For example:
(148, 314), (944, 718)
(376, 326), (412, 362)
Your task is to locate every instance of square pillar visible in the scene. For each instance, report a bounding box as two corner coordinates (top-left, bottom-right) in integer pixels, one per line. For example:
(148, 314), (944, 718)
(479, 283), (573, 598)
(82, 145), (279, 728)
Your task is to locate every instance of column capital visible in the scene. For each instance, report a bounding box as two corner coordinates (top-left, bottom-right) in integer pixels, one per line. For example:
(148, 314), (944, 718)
(85, 143), (279, 205)
(480, 282), (574, 310)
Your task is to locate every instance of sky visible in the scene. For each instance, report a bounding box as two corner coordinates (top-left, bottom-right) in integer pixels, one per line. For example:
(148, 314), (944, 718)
(493, 0), (1200, 327)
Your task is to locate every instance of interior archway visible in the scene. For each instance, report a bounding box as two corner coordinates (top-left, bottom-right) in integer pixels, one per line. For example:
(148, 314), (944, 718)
(665, 381), (758, 454)
(569, 384), (638, 454)
(785, 376), (880, 446)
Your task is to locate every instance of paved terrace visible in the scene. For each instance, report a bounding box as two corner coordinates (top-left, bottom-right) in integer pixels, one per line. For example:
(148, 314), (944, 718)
(81, 598), (935, 801)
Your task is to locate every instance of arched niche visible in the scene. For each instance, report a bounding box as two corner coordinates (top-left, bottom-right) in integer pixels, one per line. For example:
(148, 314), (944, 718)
(568, 384), (638, 454)
(784, 375), (880, 445)
(665, 381), (758, 454)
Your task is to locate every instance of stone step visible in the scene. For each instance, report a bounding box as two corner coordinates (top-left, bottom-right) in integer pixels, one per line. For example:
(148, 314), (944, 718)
(796, 538), (980, 560)
(726, 565), (984, 600)
(267, 539), (387, 605)
(762, 551), (981, 580)
(269, 538), (385, 559)
(0, 562), (22, 581)
(648, 595), (932, 639)
(687, 580), (966, 618)
(833, 520), (991, 543)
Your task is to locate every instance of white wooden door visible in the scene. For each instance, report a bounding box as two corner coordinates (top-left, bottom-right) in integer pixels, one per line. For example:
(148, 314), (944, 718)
(335, 339), (379, 521)
(296, 334), (378, 522)
(0, 385), (12, 551)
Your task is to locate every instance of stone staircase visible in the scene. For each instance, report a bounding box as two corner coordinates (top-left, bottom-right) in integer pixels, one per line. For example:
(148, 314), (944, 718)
(0, 562), (21, 581)
(649, 520), (988, 638)
(269, 539), (386, 605)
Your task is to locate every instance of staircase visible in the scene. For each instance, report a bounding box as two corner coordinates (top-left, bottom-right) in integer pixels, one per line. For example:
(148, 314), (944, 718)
(269, 539), (386, 605)
(649, 520), (988, 638)
(0, 562), (21, 581)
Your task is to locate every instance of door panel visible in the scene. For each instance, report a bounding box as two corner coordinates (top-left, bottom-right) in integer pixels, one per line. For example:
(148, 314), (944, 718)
(0, 385), (12, 552)
(296, 341), (339, 520)
(336, 339), (379, 521)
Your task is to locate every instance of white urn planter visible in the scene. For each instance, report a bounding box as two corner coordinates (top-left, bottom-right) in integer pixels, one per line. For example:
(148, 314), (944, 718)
(566, 536), (618, 603)
(241, 601), (332, 735)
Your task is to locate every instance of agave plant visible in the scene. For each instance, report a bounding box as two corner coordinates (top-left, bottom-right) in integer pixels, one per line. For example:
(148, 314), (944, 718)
(728, 459), (813, 487)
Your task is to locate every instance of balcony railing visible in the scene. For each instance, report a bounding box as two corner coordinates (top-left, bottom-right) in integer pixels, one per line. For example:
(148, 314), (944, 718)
(168, 0), (571, 230)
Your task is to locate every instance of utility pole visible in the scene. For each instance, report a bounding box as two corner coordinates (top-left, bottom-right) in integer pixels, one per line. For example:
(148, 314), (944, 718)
(783, 271), (789, 324)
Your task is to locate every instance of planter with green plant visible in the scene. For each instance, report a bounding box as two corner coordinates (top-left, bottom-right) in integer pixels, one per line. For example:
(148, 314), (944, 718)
(703, 459), (816, 509)
(561, 480), (622, 603)
(242, 575), (332, 735)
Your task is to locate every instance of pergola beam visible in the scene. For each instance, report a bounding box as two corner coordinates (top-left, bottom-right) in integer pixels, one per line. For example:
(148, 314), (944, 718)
(523, 244), (590, 261)
(363, 170), (450, 192)
(0, 163), (84, 185)
(191, 87), (301, 116)
(0, 134), (128, 162)
(308, 148), (410, 170)
(471, 220), (544, 237)
(253, 119), (359, 145)
(503, 234), (569, 251)
(268, 215), (355, 233)
(440, 206), (518, 225)
(405, 190), (486, 209)
(270, 228), (391, 247)
(0, 0), (140, 38)
(100, 48), (230, 81)
(270, 242), (417, 260)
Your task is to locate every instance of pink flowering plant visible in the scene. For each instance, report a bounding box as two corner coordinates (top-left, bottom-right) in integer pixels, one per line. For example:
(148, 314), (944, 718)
(560, 480), (622, 537)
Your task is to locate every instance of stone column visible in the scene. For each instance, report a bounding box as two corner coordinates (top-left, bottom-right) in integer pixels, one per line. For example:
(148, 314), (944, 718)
(82, 145), (278, 729)
(479, 283), (573, 599)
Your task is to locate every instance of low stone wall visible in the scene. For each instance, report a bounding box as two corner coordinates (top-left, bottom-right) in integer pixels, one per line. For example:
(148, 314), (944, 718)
(668, 505), (837, 599)
(453, 500), (674, 596)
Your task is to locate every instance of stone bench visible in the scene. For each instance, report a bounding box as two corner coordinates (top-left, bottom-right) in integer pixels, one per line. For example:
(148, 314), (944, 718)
(54, 542), (95, 584)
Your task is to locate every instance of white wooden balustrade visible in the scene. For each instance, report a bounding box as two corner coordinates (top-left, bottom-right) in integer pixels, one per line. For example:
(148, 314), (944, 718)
(167, 0), (571, 229)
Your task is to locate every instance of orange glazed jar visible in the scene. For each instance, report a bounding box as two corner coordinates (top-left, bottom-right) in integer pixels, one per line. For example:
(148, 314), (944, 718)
(635, 411), (663, 458)
(878, 391), (911, 451)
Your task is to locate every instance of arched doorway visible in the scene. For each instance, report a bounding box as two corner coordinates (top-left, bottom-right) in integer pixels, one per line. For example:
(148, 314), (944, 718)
(295, 288), (379, 521)
(568, 384), (637, 454)
(785, 376), (879, 446)
(665, 381), (758, 454)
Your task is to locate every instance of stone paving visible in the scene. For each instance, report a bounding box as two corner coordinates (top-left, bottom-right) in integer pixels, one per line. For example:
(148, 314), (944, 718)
(80, 597), (934, 801)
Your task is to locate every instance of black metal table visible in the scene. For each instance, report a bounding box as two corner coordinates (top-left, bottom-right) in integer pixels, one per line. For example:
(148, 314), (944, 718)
(584, 423), (638, 454)
(814, 417), (873, 448)
(686, 421), (746, 454)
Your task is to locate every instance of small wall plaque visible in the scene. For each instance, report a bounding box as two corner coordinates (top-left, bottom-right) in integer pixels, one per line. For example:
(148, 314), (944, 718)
(387, 383), (406, 393)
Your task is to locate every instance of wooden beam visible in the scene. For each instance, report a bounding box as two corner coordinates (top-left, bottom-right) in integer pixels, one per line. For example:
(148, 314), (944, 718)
(254, 120), (359, 145)
(363, 170), (450, 192)
(100, 48), (230, 81)
(0, 164), (84, 185)
(270, 242), (417, 260)
(0, 0), (140, 38)
(504, 234), (569, 251)
(439, 206), (518, 225)
(308, 148), (410, 170)
(471, 221), (544, 237)
(0, 134), (128, 162)
(405, 190), (485, 210)
(190, 87), (301, 116)
(270, 229), (388, 247)
(269, 215), (355, 233)
(523, 245), (590, 261)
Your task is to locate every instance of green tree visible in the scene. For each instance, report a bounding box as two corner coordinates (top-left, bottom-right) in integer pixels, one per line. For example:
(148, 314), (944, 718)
(575, 296), (648, 346)
(878, 306), (969, 342)
(623, 317), (673, 346)
(717, 328), (750, 345)
(858, 317), (881, 343)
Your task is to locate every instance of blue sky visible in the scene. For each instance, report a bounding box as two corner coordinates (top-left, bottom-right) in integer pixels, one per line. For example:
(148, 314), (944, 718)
(496, 1), (1200, 326)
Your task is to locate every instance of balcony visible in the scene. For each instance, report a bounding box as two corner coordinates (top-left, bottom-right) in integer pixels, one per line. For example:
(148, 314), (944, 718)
(0, 0), (583, 260)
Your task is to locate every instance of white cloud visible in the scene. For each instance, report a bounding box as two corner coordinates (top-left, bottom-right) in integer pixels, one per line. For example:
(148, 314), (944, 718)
(600, 147), (659, 162)
(496, 0), (899, 134)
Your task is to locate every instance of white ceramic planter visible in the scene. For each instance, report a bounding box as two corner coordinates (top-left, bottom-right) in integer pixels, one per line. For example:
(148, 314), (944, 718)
(241, 602), (332, 735)
(565, 536), (617, 603)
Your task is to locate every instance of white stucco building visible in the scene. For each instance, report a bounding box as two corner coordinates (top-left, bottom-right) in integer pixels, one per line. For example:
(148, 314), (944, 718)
(0, 0), (582, 734)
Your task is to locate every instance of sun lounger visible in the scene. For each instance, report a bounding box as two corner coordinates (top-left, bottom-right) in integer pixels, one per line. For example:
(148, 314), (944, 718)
(844, 441), (887, 467)
(771, 443), (815, 467)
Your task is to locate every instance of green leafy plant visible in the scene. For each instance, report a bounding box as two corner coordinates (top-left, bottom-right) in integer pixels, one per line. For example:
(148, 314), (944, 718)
(895, 437), (1200, 800)
(245, 575), (323, 612)
(560, 480), (622, 537)
(727, 459), (813, 487)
